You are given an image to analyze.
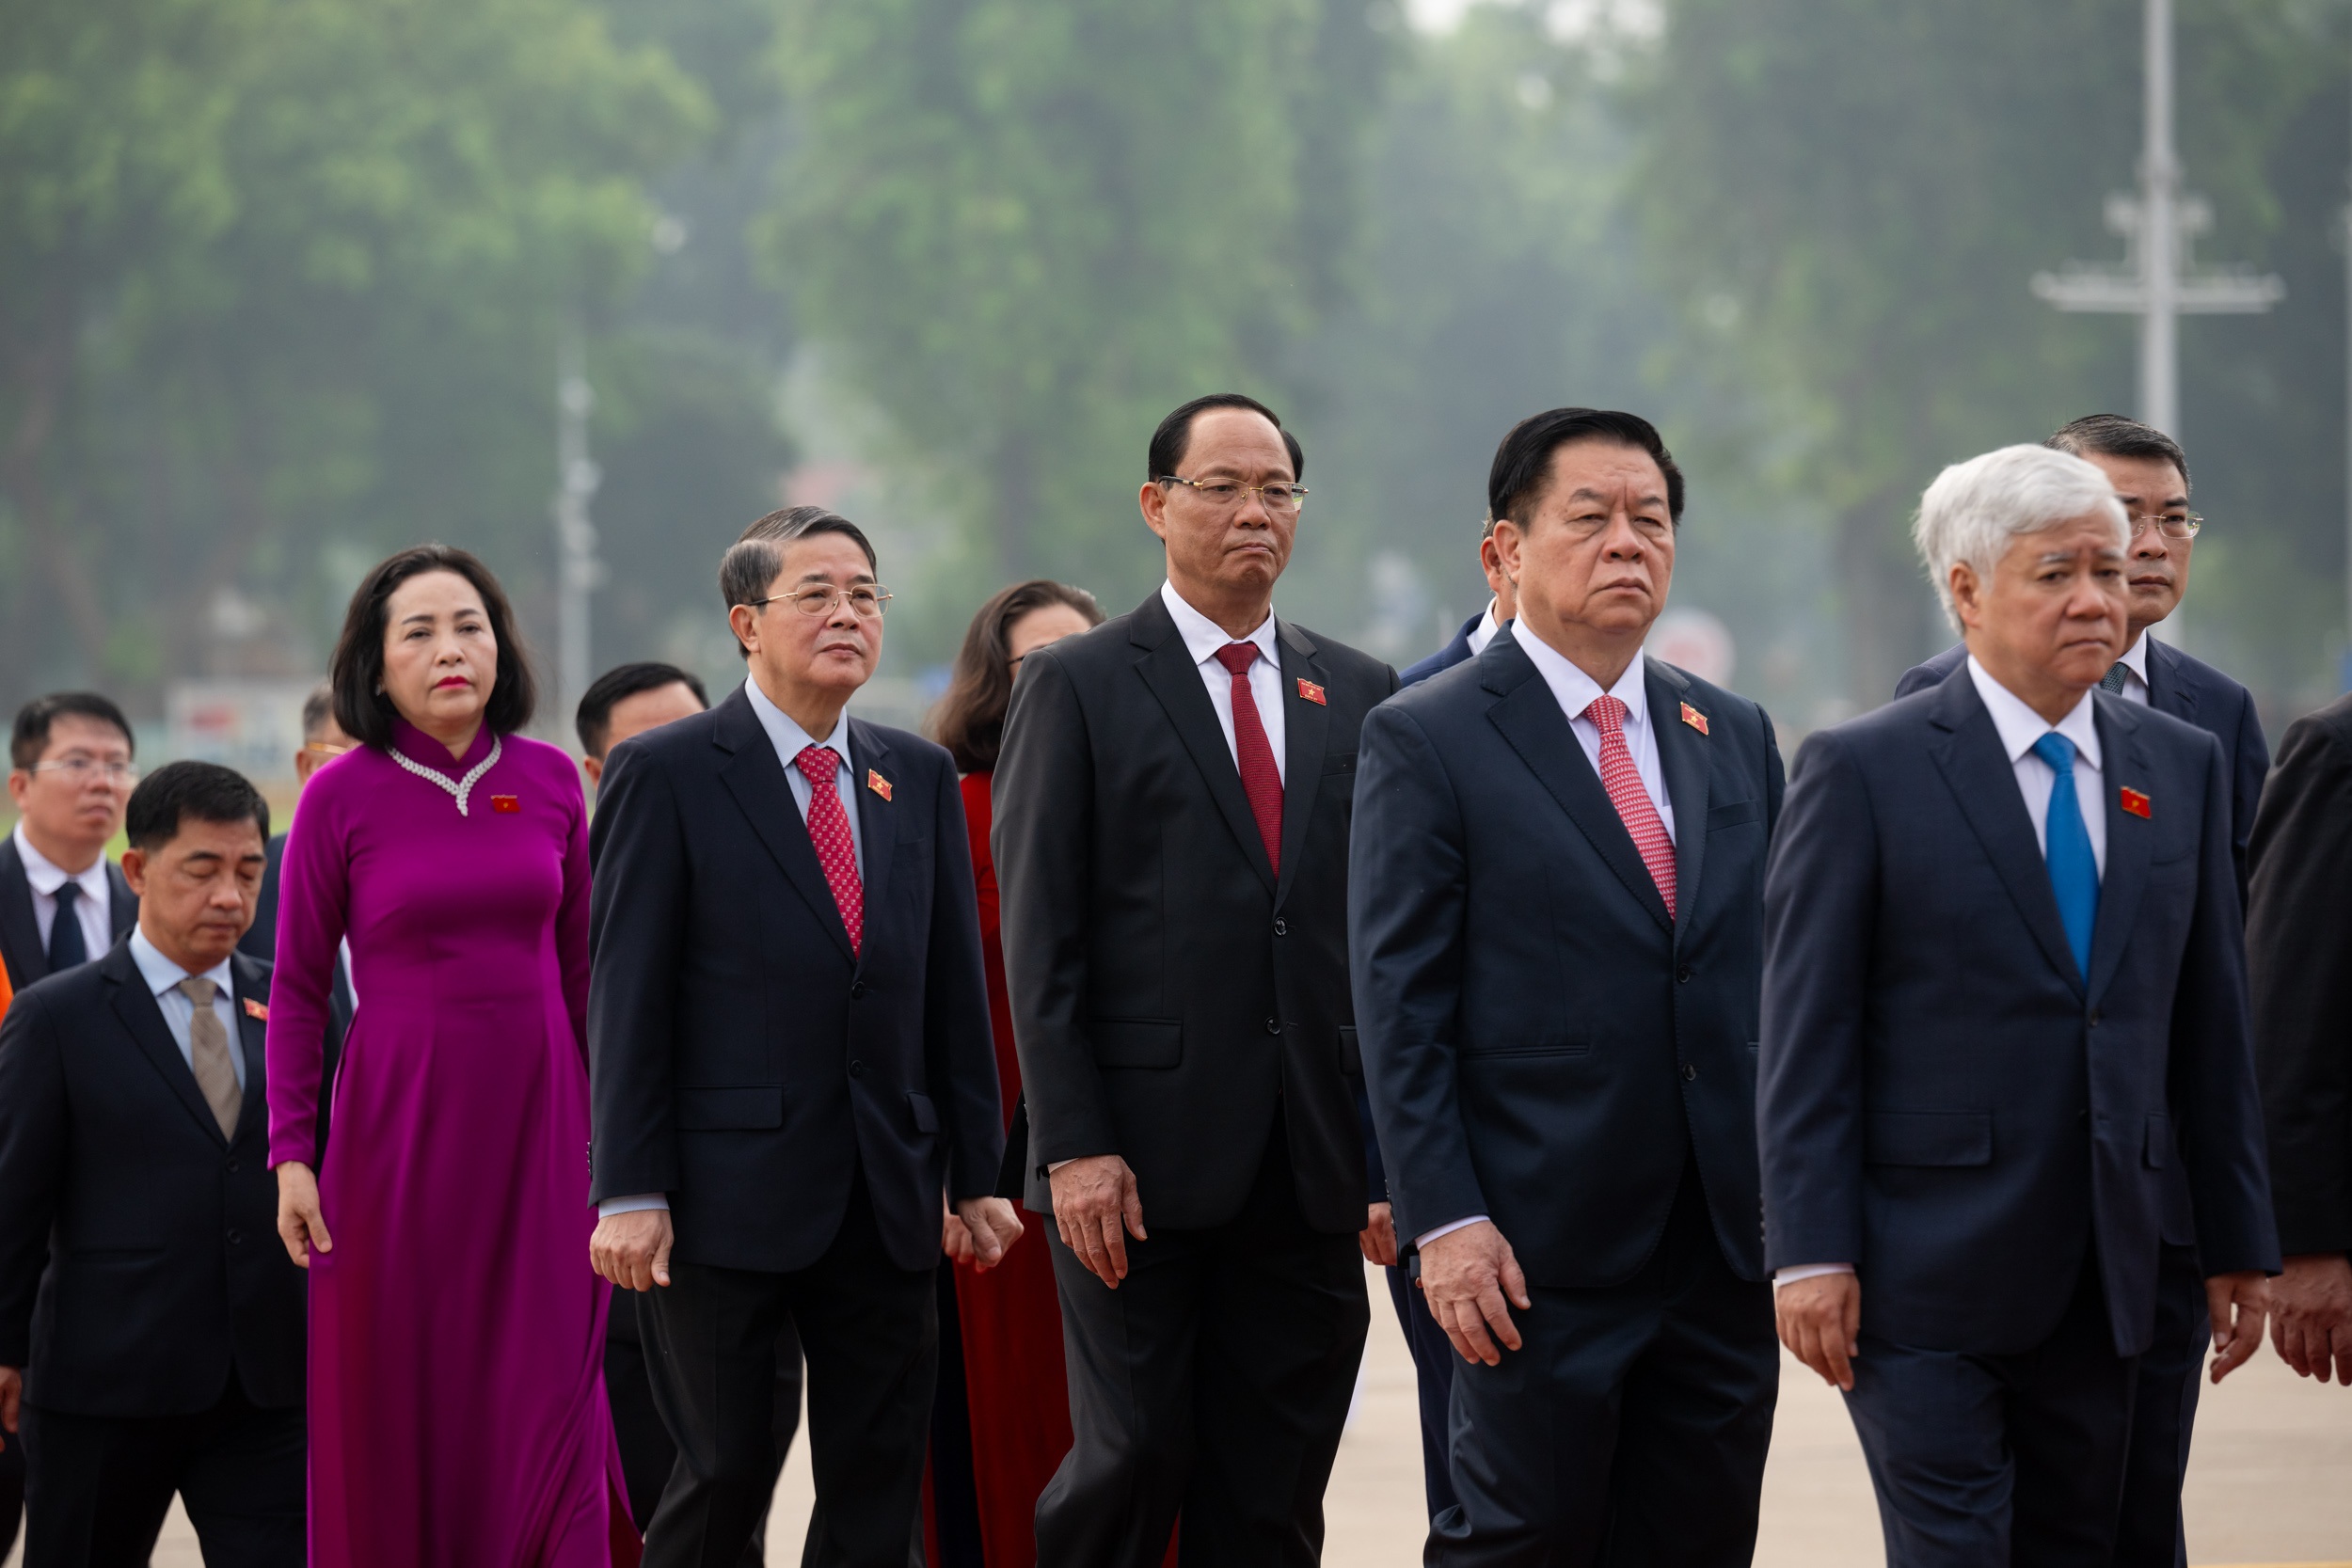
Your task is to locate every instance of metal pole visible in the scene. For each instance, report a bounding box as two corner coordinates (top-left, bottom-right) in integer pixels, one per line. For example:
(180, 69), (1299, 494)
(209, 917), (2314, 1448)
(553, 335), (602, 744)
(2141, 0), (2178, 441)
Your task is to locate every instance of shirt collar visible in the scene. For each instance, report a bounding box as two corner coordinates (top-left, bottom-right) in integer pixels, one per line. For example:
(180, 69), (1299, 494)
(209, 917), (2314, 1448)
(1515, 621), (1651, 731)
(2116, 630), (2152, 687)
(1161, 580), (1278, 670)
(1965, 655), (2102, 771)
(743, 674), (847, 772)
(1466, 600), (1502, 657)
(11, 821), (110, 901)
(128, 927), (234, 1001)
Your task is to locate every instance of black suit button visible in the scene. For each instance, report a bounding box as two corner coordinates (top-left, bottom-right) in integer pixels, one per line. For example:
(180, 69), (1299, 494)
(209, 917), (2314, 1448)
(850, 981), (869, 1000)
(226, 1158), (240, 1174)
(2088, 1009), (2101, 1027)
(1677, 966), (1693, 984)
(850, 1060), (866, 1079)
(1265, 1017), (1282, 1036)
(1680, 1063), (1698, 1083)
(1274, 919), (1289, 937)
(227, 1229), (243, 1245)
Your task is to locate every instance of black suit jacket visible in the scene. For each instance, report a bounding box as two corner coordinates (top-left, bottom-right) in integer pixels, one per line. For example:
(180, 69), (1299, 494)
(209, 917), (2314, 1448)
(587, 686), (1002, 1275)
(2246, 694), (2352, 1256)
(1896, 636), (2268, 896)
(241, 832), (351, 1165)
(993, 591), (1398, 1234)
(0, 838), (136, 992)
(1399, 612), (1482, 689)
(0, 942), (303, 1415)
(1760, 674), (2278, 1356)
(1352, 634), (1783, 1284)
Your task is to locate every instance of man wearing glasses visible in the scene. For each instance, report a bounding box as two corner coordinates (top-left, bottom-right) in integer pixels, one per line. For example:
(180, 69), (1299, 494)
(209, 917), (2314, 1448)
(1893, 414), (2268, 1568)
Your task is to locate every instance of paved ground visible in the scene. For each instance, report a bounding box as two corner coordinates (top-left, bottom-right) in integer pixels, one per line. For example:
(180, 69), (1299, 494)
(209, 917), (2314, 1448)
(65, 1261), (2352, 1566)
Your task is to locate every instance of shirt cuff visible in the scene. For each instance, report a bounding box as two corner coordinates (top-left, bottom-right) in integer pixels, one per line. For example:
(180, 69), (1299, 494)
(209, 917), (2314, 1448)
(1773, 1262), (1854, 1287)
(598, 1193), (670, 1218)
(1414, 1215), (1489, 1250)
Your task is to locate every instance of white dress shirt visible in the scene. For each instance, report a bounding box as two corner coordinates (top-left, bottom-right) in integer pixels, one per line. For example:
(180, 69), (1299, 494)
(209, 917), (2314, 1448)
(1466, 600), (1502, 658)
(12, 821), (113, 964)
(1160, 579), (1286, 784)
(1775, 656), (2108, 1289)
(2107, 631), (2153, 707)
(599, 675), (870, 1220)
(128, 927), (246, 1092)
(1415, 624), (1677, 1252)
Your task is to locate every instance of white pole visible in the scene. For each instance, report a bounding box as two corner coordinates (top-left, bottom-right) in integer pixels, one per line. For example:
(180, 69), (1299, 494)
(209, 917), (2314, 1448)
(2141, 0), (2179, 441)
(553, 335), (602, 744)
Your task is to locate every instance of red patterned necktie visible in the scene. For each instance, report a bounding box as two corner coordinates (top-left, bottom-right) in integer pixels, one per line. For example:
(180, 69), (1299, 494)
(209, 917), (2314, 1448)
(794, 745), (864, 957)
(1584, 694), (1676, 920)
(1214, 642), (1283, 876)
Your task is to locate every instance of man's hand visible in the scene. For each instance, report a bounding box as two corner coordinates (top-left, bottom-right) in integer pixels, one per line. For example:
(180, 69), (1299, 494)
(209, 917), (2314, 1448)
(274, 1162), (333, 1270)
(1050, 1155), (1145, 1289)
(0, 1366), (19, 1452)
(943, 1199), (974, 1265)
(591, 1209), (675, 1292)
(2269, 1254), (2352, 1384)
(1359, 1202), (1398, 1267)
(955, 1197), (1025, 1272)
(1421, 1221), (1530, 1366)
(1777, 1274), (1862, 1391)
(2205, 1270), (2269, 1385)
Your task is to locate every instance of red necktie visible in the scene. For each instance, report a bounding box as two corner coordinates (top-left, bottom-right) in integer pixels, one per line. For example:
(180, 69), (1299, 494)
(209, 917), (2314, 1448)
(1584, 694), (1676, 920)
(794, 745), (864, 956)
(1214, 642), (1283, 877)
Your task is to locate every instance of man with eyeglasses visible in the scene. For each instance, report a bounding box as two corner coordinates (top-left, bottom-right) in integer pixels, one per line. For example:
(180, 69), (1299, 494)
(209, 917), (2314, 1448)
(1893, 414), (2268, 1568)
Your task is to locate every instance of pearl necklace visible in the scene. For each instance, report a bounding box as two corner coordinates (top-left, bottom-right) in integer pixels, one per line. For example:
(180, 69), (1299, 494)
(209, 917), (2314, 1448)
(387, 734), (503, 816)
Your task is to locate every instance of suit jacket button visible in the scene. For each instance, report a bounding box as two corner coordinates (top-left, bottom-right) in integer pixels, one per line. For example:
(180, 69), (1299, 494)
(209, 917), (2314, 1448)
(850, 981), (869, 1000)
(227, 1229), (243, 1245)
(1677, 966), (1693, 984)
(1265, 1017), (1282, 1036)
(226, 1158), (240, 1174)
(2088, 1009), (2101, 1027)
(850, 1060), (866, 1079)
(1274, 919), (1288, 937)
(1680, 1063), (1698, 1083)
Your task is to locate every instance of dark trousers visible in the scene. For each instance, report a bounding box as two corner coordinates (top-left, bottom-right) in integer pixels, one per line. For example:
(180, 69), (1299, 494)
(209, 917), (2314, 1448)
(1431, 1159), (1778, 1567)
(606, 1293), (804, 1559)
(1842, 1246), (2140, 1568)
(1036, 1122), (1370, 1568)
(1384, 1259), (1460, 1519)
(21, 1374), (303, 1568)
(2113, 1243), (2203, 1568)
(2, 1426), (22, 1562)
(640, 1173), (937, 1568)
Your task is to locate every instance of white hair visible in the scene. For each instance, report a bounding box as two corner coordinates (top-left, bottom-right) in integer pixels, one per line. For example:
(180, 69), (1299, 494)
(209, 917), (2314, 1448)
(1913, 444), (2127, 628)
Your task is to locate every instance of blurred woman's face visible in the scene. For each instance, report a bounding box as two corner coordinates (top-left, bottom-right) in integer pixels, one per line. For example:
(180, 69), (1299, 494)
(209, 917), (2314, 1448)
(1007, 604), (1093, 677)
(381, 569), (497, 743)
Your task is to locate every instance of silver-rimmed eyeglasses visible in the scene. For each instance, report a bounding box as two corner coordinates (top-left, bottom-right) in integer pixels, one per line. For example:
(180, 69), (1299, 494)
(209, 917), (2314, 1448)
(2127, 513), (2202, 539)
(1157, 475), (1309, 515)
(28, 757), (139, 787)
(748, 585), (893, 619)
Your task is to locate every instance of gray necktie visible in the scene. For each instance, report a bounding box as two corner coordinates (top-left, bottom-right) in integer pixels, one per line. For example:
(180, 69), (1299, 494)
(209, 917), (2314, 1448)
(177, 977), (242, 1138)
(2100, 662), (2128, 695)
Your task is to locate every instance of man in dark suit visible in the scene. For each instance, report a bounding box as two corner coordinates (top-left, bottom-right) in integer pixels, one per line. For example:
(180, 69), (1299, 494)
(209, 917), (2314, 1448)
(1398, 516), (1518, 689)
(586, 505), (1013, 1568)
(1765, 443), (2276, 1567)
(0, 761), (306, 1566)
(2246, 693), (2352, 1387)
(1353, 408), (1784, 1562)
(993, 393), (1395, 1564)
(1888, 414), (2264, 1568)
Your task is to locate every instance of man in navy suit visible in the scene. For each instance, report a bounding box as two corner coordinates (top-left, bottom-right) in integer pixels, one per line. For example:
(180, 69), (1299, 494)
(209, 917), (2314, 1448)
(1399, 517), (1518, 689)
(585, 506), (1017, 1568)
(1764, 444), (2276, 1567)
(1354, 408), (1785, 1563)
(1888, 415), (2265, 1568)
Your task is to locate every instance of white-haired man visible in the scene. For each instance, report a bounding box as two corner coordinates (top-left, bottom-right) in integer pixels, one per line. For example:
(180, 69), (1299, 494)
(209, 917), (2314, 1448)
(1757, 444), (2276, 1566)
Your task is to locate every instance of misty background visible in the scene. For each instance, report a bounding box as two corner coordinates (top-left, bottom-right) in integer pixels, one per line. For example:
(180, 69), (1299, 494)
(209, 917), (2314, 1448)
(7, 0), (2350, 775)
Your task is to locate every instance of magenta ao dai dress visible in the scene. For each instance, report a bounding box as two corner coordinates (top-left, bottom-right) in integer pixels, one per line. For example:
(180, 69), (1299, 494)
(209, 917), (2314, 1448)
(266, 721), (636, 1567)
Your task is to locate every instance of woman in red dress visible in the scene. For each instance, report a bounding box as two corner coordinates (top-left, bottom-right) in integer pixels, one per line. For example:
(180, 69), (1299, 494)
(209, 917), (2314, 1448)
(928, 579), (1104, 1568)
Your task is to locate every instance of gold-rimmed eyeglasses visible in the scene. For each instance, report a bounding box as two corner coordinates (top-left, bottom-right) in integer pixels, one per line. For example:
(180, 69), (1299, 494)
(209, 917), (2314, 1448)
(2127, 513), (2202, 539)
(1157, 475), (1309, 515)
(303, 740), (354, 759)
(748, 584), (893, 619)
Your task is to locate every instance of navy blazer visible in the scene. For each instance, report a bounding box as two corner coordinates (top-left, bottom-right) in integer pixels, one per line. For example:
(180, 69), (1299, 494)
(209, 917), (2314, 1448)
(586, 685), (1003, 1275)
(1399, 612), (1484, 689)
(1896, 636), (2267, 897)
(1352, 633), (1785, 1286)
(1759, 673), (2278, 1358)
(0, 837), (136, 992)
(0, 941), (304, 1416)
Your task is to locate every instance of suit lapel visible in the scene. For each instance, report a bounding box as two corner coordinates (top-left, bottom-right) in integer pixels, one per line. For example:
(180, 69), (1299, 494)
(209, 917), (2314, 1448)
(0, 841), (42, 988)
(1128, 596), (1278, 895)
(1924, 674), (2084, 991)
(848, 720), (897, 952)
(2084, 699), (2153, 1009)
(107, 863), (137, 942)
(104, 947), (230, 1147)
(2144, 637), (2197, 728)
(1483, 640), (1673, 933)
(711, 689), (857, 964)
(231, 954), (269, 1146)
(1646, 660), (1710, 946)
(1272, 620), (1329, 911)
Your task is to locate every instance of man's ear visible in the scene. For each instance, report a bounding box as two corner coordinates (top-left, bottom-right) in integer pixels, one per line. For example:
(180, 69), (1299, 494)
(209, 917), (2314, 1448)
(119, 847), (151, 898)
(1137, 481), (1171, 543)
(1490, 519), (1526, 585)
(1948, 562), (1984, 630)
(582, 756), (604, 789)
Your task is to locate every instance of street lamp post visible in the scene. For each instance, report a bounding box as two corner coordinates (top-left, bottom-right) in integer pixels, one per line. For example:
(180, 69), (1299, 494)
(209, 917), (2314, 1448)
(553, 335), (604, 745)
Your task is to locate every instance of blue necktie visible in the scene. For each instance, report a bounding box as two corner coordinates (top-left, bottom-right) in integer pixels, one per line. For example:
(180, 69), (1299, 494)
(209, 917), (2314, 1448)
(46, 879), (88, 972)
(2032, 733), (2099, 980)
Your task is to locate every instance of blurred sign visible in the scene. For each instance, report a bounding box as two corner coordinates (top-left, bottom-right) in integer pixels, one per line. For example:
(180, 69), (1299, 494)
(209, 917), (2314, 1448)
(1646, 608), (1736, 687)
(167, 680), (316, 784)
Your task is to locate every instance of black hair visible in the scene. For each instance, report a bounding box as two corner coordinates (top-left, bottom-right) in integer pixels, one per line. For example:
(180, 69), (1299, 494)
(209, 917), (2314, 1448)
(2046, 414), (2192, 495)
(577, 661), (711, 758)
(11, 691), (135, 771)
(719, 505), (881, 659)
(1146, 394), (1305, 484)
(931, 579), (1105, 773)
(124, 760), (269, 852)
(1486, 408), (1685, 529)
(328, 545), (538, 751)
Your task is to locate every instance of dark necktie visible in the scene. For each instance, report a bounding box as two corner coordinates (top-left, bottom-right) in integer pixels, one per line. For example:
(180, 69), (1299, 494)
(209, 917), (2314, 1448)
(794, 745), (864, 957)
(1214, 643), (1284, 876)
(2032, 734), (2099, 979)
(47, 880), (88, 972)
(2100, 663), (2128, 695)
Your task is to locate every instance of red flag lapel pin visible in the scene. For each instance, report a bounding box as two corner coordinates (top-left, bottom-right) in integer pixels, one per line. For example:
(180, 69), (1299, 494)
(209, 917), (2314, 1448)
(867, 768), (893, 802)
(1296, 678), (1327, 706)
(242, 998), (269, 1022)
(1679, 702), (1709, 736)
(490, 795), (520, 815)
(2119, 786), (2152, 819)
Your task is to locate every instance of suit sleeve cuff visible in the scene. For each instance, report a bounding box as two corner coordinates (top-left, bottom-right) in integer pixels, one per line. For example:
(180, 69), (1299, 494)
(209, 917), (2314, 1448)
(1414, 1215), (1488, 1250)
(598, 1193), (669, 1218)
(1773, 1262), (1854, 1287)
